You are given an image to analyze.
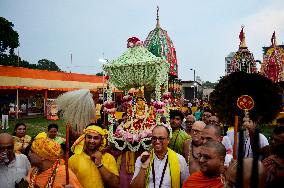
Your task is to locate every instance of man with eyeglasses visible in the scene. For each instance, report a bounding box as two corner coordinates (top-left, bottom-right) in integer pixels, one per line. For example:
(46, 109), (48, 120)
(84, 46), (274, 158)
(201, 108), (212, 125)
(131, 125), (189, 188)
(0, 133), (30, 188)
(182, 140), (225, 188)
(183, 121), (206, 174)
(169, 110), (191, 155)
(182, 115), (196, 135)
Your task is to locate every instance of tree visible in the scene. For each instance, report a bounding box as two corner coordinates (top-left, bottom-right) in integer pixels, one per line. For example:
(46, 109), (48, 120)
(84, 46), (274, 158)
(37, 59), (61, 71)
(96, 72), (104, 76)
(0, 17), (19, 55)
(210, 72), (281, 126)
(203, 81), (217, 89)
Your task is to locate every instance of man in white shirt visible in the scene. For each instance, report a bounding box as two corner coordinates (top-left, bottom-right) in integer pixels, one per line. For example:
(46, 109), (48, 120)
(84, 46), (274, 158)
(0, 133), (30, 188)
(130, 125), (189, 188)
(243, 118), (269, 158)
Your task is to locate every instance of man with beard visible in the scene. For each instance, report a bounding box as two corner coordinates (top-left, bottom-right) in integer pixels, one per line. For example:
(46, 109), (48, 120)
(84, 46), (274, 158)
(0, 133), (30, 188)
(183, 121), (206, 174)
(169, 110), (191, 155)
(130, 125), (189, 188)
(69, 125), (119, 188)
(26, 134), (81, 187)
(182, 140), (225, 188)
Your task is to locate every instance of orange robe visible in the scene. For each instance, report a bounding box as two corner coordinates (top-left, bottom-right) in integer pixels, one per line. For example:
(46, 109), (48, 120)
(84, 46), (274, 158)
(182, 171), (223, 188)
(26, 165), (82, 188)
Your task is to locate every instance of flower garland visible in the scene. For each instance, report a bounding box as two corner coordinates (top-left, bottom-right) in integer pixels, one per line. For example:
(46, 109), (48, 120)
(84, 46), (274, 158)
(28, 159), (60, 188)
(103, 101), (116, 114)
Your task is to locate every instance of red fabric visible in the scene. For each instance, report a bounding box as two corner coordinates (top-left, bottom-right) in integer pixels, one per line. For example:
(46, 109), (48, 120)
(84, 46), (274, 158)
(182, 171), (224, 188)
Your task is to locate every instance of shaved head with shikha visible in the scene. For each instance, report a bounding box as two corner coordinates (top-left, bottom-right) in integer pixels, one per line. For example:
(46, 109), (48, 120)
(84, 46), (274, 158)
(182, 140), (226, 187)
(199, 140), (226, 177)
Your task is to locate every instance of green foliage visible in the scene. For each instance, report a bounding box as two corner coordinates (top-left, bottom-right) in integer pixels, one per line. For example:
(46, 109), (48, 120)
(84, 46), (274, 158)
(1, 117), (65, 138)
(203, 81), (217, 88)
(37, 59), (61, 71)
(0, 17), (19, 55)
(0, 17), (61, 72)
(96, 72), (104, 76)
(210, 72), (282, 126)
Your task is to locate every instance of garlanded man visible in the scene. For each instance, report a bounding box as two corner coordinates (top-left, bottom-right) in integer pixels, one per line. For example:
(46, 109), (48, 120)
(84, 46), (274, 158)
(69, 125), (119, 188)
(130, 125), (189, 188)
(169, 110), (191, 155)
(0, 133), (30, 188)
(26, 134), (82, 187)
(183, 140), (225, 188)
(183, 121), (206, 174)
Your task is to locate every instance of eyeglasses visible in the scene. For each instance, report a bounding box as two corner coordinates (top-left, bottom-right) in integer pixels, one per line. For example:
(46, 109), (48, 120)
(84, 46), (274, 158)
(203, 115), (211, 118)
(151, 136), (167, 142)
(208, 120), (218, 124)
(185, 121), (194, 124)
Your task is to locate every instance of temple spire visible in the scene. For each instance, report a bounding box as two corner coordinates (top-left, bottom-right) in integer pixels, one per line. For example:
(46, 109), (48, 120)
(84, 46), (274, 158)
(271, 31), (277, 47)
(156, 6), (160, 28)
(239, 25), (247, 48)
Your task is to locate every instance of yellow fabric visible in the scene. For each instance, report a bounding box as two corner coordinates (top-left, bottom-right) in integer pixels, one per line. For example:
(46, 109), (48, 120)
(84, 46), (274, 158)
(145, 148), (180, 188)
(69, 151), (119, 188)
(32, 134), (62, 161)
(34, 132), (65, 144)
(71, 125), (108, 154)
(191, 106), (197, 114)
(14, 135), (31, 154)
(126, 151), (135, 174)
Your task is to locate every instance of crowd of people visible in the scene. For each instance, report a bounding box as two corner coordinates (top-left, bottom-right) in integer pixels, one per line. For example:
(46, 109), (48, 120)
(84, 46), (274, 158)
(0, 106), (284, 188)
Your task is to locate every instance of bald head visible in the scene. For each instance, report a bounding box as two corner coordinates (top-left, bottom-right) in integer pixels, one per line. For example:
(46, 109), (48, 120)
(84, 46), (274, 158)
(152, 125), (170, 138)
(203, 140), (226, 158)
(204, 125), (221, 137)
(0, 133), (15, 163)
(192, 121), (206, 130)
(0, 133), (13, 144)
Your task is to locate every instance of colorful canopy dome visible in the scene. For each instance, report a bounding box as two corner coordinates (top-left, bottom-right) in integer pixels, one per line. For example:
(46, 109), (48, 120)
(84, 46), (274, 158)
(144, 7), (178, 77)
(261, 31), (284, 82)
(103, 37), (169, 91)
(230, 26), (257, 74)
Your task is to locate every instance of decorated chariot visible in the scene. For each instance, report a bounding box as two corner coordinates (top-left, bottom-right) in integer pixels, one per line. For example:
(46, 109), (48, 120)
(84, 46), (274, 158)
(103, 37), (172, 151)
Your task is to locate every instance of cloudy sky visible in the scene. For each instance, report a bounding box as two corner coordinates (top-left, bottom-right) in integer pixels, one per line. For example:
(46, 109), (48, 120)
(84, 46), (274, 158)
(1, 0), (284, 82)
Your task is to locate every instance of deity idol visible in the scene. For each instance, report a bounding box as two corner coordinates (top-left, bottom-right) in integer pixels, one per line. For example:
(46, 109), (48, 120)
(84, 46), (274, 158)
(114, 89), (156, 144)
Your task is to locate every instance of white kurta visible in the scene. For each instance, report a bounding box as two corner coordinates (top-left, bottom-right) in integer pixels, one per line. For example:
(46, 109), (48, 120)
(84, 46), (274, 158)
(0, 153), (31, 188)
(132, 152), (189, 188)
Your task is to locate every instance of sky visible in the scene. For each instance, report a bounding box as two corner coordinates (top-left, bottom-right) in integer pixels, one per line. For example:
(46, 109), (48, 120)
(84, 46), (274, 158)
(1, 0), (284, 82)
